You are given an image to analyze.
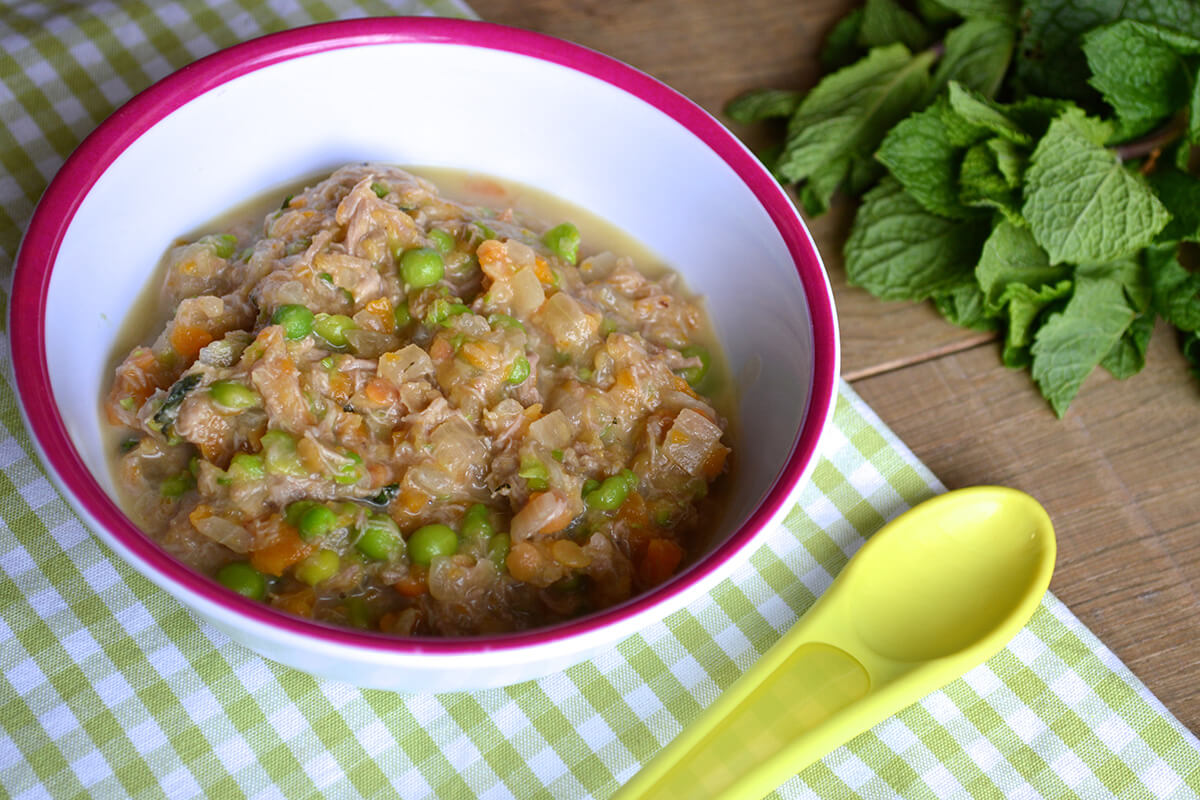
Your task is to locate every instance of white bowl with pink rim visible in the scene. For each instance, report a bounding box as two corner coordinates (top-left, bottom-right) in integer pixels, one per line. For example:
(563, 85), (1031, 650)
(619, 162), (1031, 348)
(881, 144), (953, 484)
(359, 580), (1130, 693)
(10, 18), (839, 691)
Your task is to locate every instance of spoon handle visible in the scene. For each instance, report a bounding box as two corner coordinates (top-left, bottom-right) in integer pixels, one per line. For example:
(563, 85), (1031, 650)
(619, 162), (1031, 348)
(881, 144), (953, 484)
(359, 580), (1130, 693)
(612, 610), (881, 800)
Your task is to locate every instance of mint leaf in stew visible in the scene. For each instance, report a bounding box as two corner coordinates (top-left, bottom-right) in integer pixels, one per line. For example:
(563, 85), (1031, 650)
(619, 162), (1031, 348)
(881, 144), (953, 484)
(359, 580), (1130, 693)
(777, 44), (936, 214)
(876, 96), (986, 219)
(1101, 310), (1157, 378)
(845, 177), (991, 300)
(975, 221), (1071, 313)
(725, 89), (803, 125)
(1083, 20), (1200, 140)
(928, 18), (1016, 100)
(859, 0), (933, 52)
(1022, 112), (1169, 264)
(1031, 261), (1141, 416)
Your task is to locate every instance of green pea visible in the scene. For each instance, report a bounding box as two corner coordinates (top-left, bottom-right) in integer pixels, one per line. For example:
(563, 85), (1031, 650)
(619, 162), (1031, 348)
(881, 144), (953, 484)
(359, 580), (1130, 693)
(581, 478), (600, 497)
(678, 345), (711, 386)
(518, 456), (549, 491)
(228, 453), (265, 481)
(399, 247), (444, 288)
(585, 474), (632, 511)
(296, 504), (338, 541)
(488, 532), (511, 570)
(461, 504), (495, 542)
(313, 313), (357, 348)
(424, 298), (470, 327)
(333, 451), (363, 485)
(207, 233), (238, 259)
(407, 524), (458, 566)
(209, 380), (260, 410)
(284, 499), (318, 528)
(428, 228), (456, 253)
(271, 304), (313, 339)
(507, 355), (530, 385)
(542, 222), (580, 265)
(356, 514), (403, 561)
(160, 471), (194, 498)
(216, 561), (267, 600)
(261, 430), (306, 477)
(295, 549), (340, 586)
(393, 301), (412, 329)
(344, 596), (371, 629)
(370, 181), (390, 198)
(488, 313), (525, 331)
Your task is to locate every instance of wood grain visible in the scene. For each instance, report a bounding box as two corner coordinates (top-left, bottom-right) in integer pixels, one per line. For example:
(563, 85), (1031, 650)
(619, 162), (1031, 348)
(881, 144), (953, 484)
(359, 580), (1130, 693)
(471, 0), (1200, 733)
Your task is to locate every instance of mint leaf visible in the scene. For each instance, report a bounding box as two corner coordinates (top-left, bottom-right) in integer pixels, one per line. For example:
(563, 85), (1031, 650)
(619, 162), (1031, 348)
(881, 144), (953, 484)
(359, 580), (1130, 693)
(929, 18), (1016, 99)
(1083, 19), (1200, 139)
(1101, 310), (1156, 378)
(859, 0), (933, 52)
(916, 0), (958, 25)
(975, 221), (1070, 312)
(1183, 330), (1200, 379)
(959, 140), (1023, 220)
(946, 82), (1032, 144)
(725, 89), (803, 124)
(876, 97), (987, 219)
(1022, 113), (1169, 264)
(1148, 167), (1200, 242)
(1145, 242), (1200, 330)
(845, 177), (991, 300)
(778, 45), (936, 214)
(935, 0), (1017, 21)
(1015, 0), (1200, 103)
(988, 136), (1026, 186)
(1031, 261), (1140, 416)
(999, 279), (1073, 368)
(933, 282), (999, 330)
(821, 8), (865, 70)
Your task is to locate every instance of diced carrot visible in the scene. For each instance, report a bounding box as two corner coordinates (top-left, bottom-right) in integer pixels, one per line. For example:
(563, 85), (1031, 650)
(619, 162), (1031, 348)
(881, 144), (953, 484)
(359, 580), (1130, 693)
(533, 256), (555, 285)
(169, 323), (214, 362)
(249, 518), (313, 577)
(365, 297), (391, 315)
(394, 566), (428, 597)
(429, 335), (454, 361)
(364, 377), (397, 405)
(105, 347), (167, 423)
(672, 375), (701, 400)
(460, 340), (501, 369)
(274, 588), (315, 617)
(188, 505), (213, 526)
(618, 491), (650, 529)
(398, 487), (429, 514)
(701, 447), (728, 480)
(638, 538), (684, 587)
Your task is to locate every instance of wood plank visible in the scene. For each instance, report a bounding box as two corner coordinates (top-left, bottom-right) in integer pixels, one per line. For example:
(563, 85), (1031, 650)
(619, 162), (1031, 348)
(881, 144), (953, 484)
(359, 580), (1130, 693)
(853, 323), (1200, 732)
(469, 0), (985, 378)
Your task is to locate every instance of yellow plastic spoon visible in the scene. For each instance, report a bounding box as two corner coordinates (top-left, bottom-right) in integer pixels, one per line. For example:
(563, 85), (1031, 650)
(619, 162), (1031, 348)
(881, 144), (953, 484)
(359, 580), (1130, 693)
(616, 486), (1056, 800)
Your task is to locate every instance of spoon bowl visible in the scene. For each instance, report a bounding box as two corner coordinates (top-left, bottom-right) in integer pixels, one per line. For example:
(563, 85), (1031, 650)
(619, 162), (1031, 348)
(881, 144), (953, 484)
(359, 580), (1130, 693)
(617, 487), (1056, 800)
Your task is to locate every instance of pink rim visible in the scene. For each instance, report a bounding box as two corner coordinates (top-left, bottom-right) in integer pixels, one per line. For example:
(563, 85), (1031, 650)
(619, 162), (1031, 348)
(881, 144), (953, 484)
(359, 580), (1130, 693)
(10, 18), (838, 657)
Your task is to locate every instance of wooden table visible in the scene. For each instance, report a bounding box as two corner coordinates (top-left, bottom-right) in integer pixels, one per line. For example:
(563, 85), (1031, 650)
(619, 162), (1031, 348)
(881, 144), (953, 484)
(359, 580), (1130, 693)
(471, 0), (1200, 733)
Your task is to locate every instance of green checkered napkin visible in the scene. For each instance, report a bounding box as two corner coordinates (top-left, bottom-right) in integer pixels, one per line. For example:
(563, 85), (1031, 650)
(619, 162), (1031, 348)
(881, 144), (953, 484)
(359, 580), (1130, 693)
(1, 3), (1198, 798)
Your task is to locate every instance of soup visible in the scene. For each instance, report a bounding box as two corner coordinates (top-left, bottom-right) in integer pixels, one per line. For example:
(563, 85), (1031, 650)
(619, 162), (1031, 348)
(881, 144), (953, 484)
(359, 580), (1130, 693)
(103, 164), (732, 636)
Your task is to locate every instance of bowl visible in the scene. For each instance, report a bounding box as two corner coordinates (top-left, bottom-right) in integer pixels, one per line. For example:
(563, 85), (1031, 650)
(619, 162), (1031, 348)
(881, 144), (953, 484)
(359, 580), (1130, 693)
(10, 18), (839, 691)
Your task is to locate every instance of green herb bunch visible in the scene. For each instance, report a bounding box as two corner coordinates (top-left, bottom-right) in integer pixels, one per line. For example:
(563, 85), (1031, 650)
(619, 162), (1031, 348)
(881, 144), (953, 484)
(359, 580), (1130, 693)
(729, 0), (1200, 415)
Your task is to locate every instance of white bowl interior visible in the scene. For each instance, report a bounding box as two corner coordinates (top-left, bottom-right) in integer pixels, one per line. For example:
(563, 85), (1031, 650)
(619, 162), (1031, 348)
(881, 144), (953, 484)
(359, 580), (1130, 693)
(47, 41), (816, 564)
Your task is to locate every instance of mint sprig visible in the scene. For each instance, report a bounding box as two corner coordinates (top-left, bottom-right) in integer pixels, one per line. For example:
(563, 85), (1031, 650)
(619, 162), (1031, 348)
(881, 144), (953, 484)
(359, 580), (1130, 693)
(727, 0), (1200, 416)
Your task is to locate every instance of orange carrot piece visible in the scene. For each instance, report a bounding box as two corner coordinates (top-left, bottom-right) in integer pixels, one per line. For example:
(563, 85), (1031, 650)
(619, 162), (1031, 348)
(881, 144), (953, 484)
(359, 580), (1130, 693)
(249, 520), (313, 577)
(169, 324), (214, 362)
(638, 538), (684, 587)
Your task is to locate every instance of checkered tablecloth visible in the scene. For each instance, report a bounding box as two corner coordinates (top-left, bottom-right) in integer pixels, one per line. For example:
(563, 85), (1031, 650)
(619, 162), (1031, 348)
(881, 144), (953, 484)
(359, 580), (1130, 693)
(2, 2), (1198, 798)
